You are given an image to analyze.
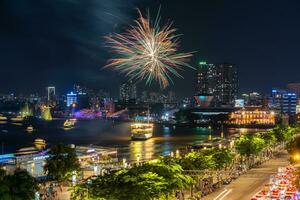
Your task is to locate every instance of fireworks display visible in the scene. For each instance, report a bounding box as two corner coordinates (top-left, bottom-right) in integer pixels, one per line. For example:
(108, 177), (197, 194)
(105, 9), (193, 88)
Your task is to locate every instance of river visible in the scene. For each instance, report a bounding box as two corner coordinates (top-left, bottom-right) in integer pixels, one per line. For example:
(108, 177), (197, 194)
(0, 119), (264, 161)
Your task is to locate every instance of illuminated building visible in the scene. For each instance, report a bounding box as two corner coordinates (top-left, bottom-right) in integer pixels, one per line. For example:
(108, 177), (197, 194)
(67, 92), (77, 107)
(41, 105), (52, 121)
(229, 107), (275, 125)
(194, 95), (214, 107)
(269, 89), (297, 115)
(297, 98), (300, 114)
(119, 81), (137, 102)
(241, 92), (263, 106)
(235, 99), (245, 108)
(195, 61), (238, 106)
(103, 98), (115, 113)
(287, 83), (300, 97)
(196, 61), (217, 96)
(47, 86), (55, 102)
(215, 63), (238, 106)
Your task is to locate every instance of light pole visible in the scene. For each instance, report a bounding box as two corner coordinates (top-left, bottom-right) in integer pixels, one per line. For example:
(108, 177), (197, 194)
(137, 154), (140, 165)
(208, 126), (212, 141)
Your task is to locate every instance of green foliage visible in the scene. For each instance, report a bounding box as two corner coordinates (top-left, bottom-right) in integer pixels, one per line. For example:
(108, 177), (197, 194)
(179, 151), (216, 170)
(259, 132), (276, 146)
(0, 170), (39, 200)
(235, 135), (266, 157)
(44, 144), (80, 182)
(286, 135), (300, 155)
(83, 160), (194, 200)
(179, 148), (234, 170)
(203, 148), (235, 169)
(271, 125), (294, 142)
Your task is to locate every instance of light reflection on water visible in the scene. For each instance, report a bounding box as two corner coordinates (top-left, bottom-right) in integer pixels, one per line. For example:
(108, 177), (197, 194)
(0, 119), (267, 161)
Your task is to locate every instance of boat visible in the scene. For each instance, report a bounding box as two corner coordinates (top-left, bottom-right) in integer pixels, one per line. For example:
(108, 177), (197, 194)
(34, 138), (46, 150)
(10, 116), (24, 122)
(0, 115), (7, 121)
(131, 123), (153, 140)
(63, 119), (76, 128)
(26, 125), (34, 132)
(15, 147), (39, 156)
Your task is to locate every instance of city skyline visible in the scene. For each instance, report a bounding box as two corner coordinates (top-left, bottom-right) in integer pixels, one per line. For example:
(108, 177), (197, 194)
(1, 0), (300, 97)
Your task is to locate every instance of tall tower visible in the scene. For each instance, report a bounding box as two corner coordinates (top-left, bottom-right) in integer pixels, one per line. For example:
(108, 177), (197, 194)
(47, 86), (56, 102)
(215, 63), (238, 106)
(196, 61), (216, 95)
(195, 61), (238, 107)
(119, 81), (137, 102)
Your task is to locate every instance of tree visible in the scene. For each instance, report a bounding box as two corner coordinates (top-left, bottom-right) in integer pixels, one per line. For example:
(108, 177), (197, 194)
(286, 136), (300, 159)
(259, 132), (276, 146)
(203, 148), (235, 170)
(0, 170), (39, 200)
(271, 125), (294, 142)
(85, 160), (194, 200)
(235, 135), (265, 157)
(44, 144), (80, 182)
(179, 151), (216, 170)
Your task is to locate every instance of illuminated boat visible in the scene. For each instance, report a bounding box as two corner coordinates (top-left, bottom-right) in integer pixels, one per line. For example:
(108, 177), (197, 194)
(63, 119), (76, 128)
(34, 138), (46, 150)
(131, 123), (153, 140)
(10, 116), (24, 122)
(0, 115), (7, 121)
(15, 147), (39, 156)
(26, 125), (34, 132)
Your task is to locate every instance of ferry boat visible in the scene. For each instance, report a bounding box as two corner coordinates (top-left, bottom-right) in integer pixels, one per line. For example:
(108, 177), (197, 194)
(10, 116), (24, 122)
(63, 119), (76, 128)
(131, 123), (153, 140)
(0, 115), (7, 121)
(15, 147), (39, 156)
(34, 138), (46, 150)
(26, 125), (34, 132)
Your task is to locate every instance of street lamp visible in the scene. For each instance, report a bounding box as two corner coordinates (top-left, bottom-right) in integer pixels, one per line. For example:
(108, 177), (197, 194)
(123, 158), (127, 168)
(137, 155), (140, 165)
(170, 152), (174, 157)
(208, 126), (212, 141)
(176, 149), (180, 158)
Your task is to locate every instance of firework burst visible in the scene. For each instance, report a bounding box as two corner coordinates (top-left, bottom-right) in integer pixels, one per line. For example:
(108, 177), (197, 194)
(105, 9), (193, 88)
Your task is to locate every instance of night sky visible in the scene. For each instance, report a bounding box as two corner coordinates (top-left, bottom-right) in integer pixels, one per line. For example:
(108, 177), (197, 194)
(1, 0), (300, 98)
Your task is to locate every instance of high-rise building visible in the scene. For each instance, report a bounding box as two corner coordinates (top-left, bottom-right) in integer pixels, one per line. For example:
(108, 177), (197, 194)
(196, 61), (216, 95)
(66, 92), (77, 107)
(119, 81), (137, 102)
(241, 92), (263, 106)
(195, 61), (238, 106)
(47, 86), (55, 102)
(287, 83), (300, 97)
(269, 89), (297, 115)
(215, 63), (238, 106)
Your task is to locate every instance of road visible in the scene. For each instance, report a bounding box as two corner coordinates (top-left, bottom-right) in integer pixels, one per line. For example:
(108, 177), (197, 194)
(203, 152), (289, 200)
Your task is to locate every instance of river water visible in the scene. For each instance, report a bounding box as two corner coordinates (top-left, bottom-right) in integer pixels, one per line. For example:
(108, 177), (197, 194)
(0, 119), (263, 161)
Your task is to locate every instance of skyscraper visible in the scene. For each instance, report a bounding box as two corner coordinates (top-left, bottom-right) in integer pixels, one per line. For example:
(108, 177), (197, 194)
(119, 81), (137, 102)
(195, 61), (216, 95)
(47, 86), (55, 102)
(195, 61), (238, 106)
(270, 89), (297, 115)
(287, 83), (300, 97)
(215, 63), (238, 106)
(66, 92), (77, 107)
